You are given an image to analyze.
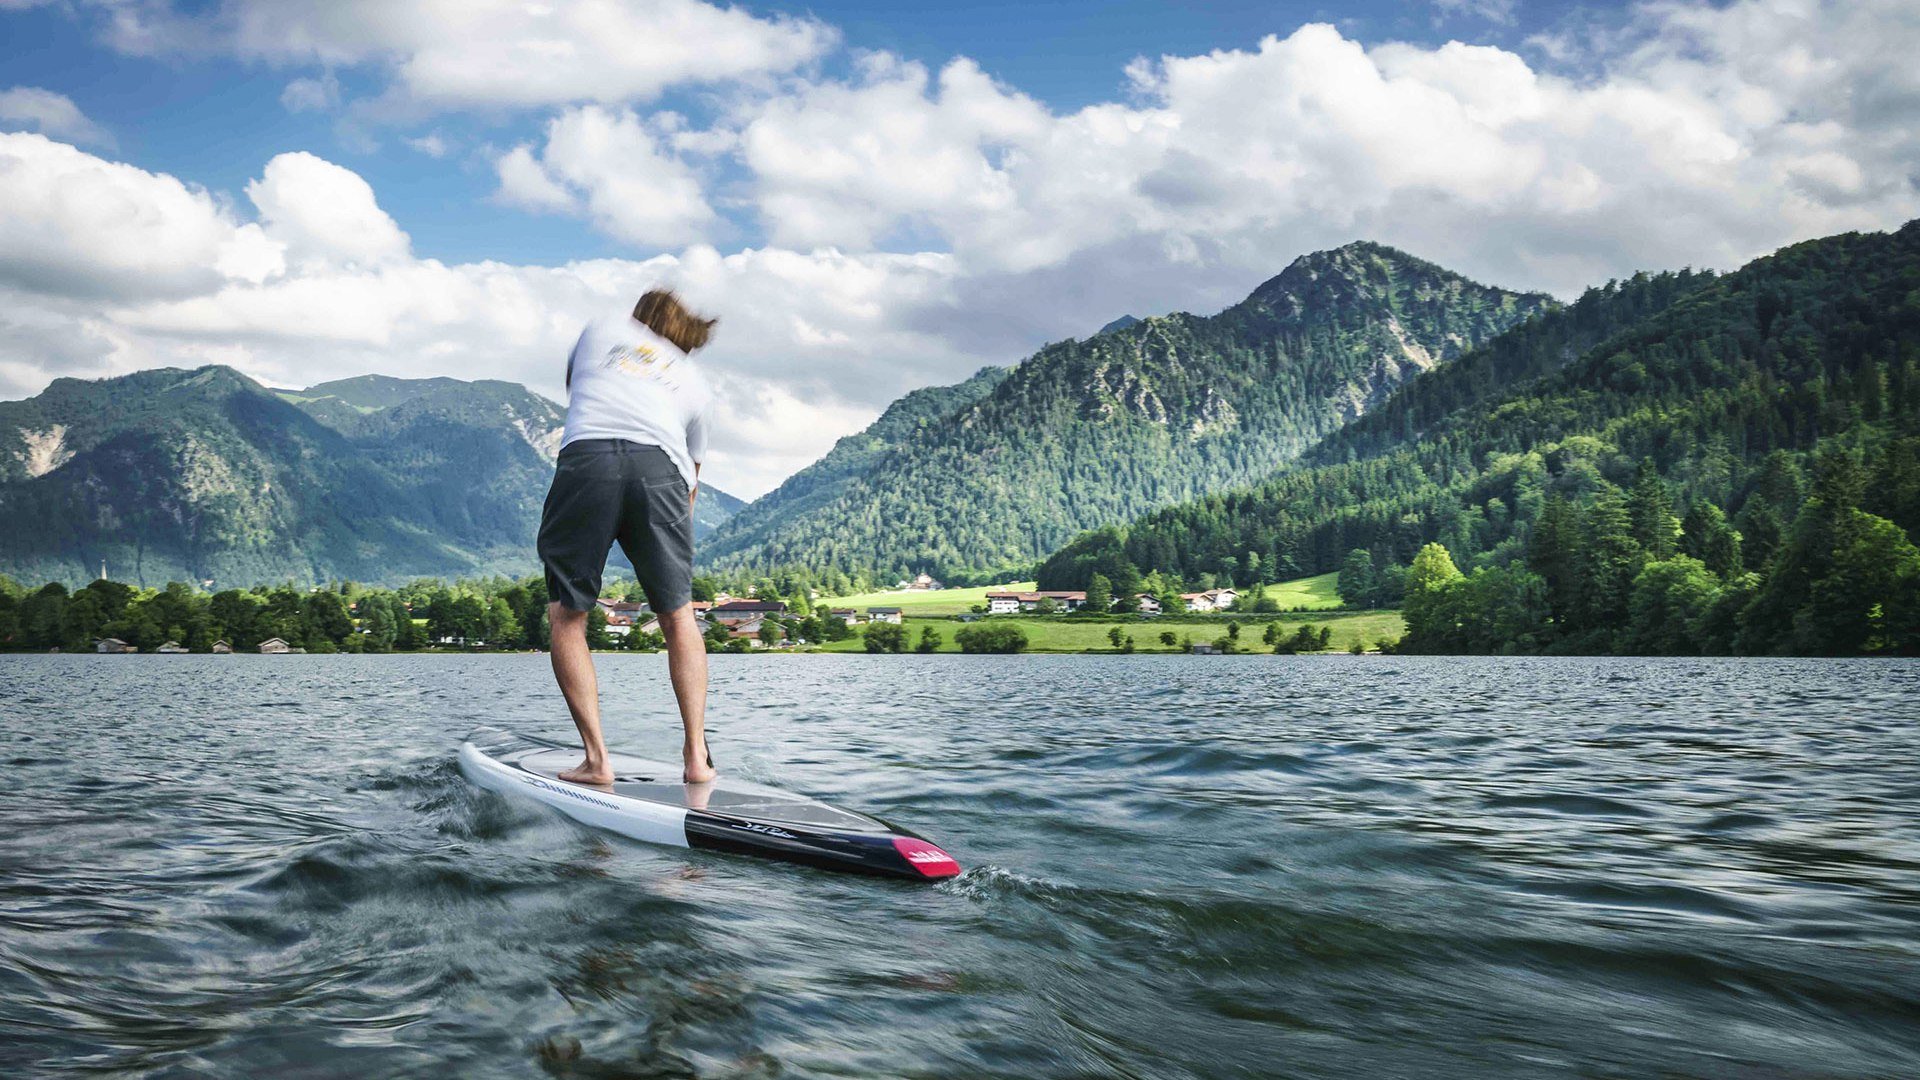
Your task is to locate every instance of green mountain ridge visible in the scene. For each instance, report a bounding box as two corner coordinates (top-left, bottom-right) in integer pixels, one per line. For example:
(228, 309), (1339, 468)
(0, 367), (743, 587)
(697, 364), (1010, 573)
(1038, 222), (1920, 653)
(700, 241), (1554, 582)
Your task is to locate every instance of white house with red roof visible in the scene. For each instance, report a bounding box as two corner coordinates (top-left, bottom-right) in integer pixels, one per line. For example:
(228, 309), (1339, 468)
(594, 597), (649, 637)
(1180, 588), (1239, 612)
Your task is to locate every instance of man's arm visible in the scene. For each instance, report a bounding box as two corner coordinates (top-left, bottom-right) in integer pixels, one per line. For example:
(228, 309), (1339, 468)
(564, 324), (590, 391)
(686, 409), (708, 512)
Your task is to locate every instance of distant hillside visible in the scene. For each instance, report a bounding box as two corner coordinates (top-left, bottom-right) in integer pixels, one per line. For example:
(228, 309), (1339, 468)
(690, 485), (747, 538)
(0, 368), (742, 587)
(699, 365), (1008, 571)
(700, 241), (1553, 582)
(1037, 222), (1920, 654)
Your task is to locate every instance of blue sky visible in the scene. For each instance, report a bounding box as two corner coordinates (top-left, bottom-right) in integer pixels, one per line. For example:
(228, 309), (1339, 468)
(3, 0), (1595, 267)
(0, 1), (1913, 495)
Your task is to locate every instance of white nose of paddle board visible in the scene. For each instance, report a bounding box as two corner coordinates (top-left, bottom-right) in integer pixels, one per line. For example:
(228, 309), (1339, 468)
(457, 727), (961, 880)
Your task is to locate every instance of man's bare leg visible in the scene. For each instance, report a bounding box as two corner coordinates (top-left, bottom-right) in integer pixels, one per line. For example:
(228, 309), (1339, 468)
(549, 602), (613, 784)
(659, 602), (715, 784)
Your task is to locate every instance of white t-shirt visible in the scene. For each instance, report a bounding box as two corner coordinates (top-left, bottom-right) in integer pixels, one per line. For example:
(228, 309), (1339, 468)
(560, 314), (713, 490)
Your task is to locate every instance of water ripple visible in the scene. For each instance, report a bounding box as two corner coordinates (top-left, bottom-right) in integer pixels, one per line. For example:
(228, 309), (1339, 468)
(1, 653), (1917, 1078)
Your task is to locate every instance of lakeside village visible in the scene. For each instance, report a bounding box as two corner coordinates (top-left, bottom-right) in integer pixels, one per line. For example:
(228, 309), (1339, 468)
(577, 578), (1281, 655)
(0, 567), (1385, 657)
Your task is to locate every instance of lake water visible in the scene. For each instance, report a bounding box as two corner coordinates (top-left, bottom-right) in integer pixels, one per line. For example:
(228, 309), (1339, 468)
(2, 654), (1918, 1078)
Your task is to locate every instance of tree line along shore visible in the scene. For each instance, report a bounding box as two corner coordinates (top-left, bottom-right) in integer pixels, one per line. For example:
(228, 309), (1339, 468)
(8, 443), (1915, 663)
(0, 570), (1404, 656)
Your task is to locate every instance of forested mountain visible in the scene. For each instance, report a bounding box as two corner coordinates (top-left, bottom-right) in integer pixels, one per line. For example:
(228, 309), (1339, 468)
(280, 375), (743, 539)
(700, 364), (1008, 577)
(1039, 222), (1920, 654)
(701, 242), (1553, 582)
(0, 366), (741, 587)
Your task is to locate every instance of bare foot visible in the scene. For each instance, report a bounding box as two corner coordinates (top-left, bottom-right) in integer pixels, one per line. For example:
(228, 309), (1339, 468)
(558, 758), (613, 785)
(683, 741), (716, 785)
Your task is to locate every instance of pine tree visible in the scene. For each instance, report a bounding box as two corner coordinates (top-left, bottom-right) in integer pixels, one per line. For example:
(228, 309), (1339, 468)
(1735, 499), (1783, 571)
(1737, 451), (1867, 654)
(1801, 510), (1920, 653)
(1529, 493), (1580, 634)
(1575, 493), (1644, 645)
(1628, 459), (1681, 559)
(1681, 502), (1744, 579)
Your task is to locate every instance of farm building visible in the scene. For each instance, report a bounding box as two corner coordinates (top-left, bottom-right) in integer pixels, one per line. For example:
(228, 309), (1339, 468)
(710, 600), (788, 625)
(594, 598), (648, 637)
(983, 591), (1092, 613)
(1181, 589), (1239, 612)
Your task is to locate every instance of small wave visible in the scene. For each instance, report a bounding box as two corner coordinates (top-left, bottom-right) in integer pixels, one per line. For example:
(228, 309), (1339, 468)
(1698, 811), (1776, 833)
(940, 863), (1083, 905)
(354, 756), (460, 793)
(1482, 792), (1655, 817)
(1094, 742), (1322, 777)
(1514, 878), (1763, 922)
(242, 836), (537, 914)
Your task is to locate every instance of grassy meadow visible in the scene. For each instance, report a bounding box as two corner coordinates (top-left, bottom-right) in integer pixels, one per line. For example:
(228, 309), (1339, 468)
(1257, 572), (1343, 610)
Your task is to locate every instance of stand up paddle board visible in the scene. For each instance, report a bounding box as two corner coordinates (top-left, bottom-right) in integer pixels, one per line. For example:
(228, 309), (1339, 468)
(457, 727), (961, 881)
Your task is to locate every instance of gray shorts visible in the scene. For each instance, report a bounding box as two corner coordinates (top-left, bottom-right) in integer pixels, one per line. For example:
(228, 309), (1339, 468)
(536, 440), (693, 614)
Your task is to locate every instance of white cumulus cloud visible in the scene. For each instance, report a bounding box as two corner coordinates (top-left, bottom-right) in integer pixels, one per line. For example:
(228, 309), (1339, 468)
(493, 106), (716, 247)
(74, 0), (836, 112)
(739, 55), (1048, 252)
(702, 2), (1920, 297)
(246, 151), (410, 269)
(0, 86), (113, 146)
(0, 132), (281, 300)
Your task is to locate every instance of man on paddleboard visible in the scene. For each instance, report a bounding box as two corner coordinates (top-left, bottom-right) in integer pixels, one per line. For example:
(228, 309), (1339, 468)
(538, 289), (717, 785)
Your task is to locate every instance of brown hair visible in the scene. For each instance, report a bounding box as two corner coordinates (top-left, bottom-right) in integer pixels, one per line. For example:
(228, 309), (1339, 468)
(633, 289), (717, 353)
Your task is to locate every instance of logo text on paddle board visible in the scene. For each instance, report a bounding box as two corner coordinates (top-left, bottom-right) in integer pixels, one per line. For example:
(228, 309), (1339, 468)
(524, 775), (619, 810)
(729, 822), (797, 839)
